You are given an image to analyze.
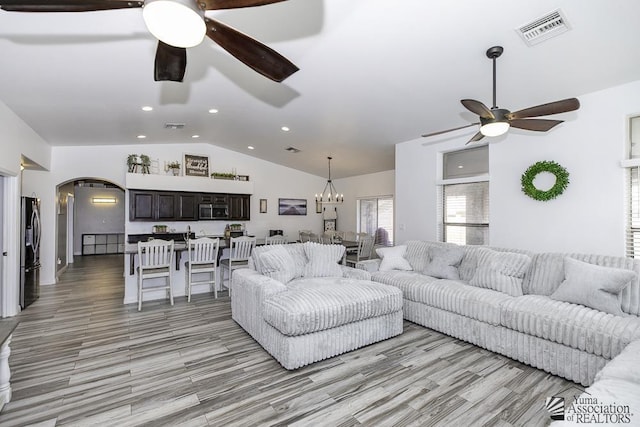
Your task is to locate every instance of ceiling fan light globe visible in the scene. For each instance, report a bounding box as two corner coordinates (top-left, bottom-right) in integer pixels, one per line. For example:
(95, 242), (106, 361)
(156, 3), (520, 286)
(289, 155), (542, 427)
(480, 121), (510, 137)
(143, 0), (205, 48)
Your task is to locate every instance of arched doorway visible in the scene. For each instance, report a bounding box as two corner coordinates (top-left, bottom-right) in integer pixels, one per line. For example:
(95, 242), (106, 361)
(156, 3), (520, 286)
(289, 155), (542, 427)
(55, 178), (125, 279)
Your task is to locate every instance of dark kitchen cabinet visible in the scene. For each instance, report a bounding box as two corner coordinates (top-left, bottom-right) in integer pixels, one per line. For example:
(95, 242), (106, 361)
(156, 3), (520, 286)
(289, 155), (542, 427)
(229, 194), (250, 221)
(157, 192), (177, 220)
(129, 189), (248, 221)
(177, 193), (198, 220)
(129, 191), (155, 221)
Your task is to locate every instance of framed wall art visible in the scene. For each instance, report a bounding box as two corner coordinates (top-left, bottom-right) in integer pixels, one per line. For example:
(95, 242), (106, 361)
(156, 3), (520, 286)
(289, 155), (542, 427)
(259, 199), (267, 213)
(183, 153), (210, 177)
(278, 198), (307, 215)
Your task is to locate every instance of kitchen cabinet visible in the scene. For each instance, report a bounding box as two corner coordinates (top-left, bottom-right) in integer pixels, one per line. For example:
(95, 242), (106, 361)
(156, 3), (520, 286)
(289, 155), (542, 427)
(177, 193), (198, 220)
(129, 189), (249, 221)
(229, 194), (250, 221)
(129, 191), (154, 221)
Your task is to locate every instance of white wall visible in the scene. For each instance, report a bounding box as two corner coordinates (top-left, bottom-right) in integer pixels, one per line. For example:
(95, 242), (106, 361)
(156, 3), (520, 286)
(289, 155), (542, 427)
(73, 186), (125, 255)
(333, 170), (395, 232)
(0, 100), (51, 317)
(396, 79), (640, 256)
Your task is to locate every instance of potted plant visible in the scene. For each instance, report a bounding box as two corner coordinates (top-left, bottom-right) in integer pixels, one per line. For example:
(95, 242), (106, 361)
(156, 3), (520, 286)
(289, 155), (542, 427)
(127, 154), (140, 173)
(139, 154), (151, 174)
(211, 172), (236, 180)
(167, 161), (181, 176)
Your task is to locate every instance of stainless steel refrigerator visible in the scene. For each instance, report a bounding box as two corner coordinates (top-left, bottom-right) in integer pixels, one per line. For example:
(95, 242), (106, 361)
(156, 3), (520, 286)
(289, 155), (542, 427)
(20, 196), (41, 309)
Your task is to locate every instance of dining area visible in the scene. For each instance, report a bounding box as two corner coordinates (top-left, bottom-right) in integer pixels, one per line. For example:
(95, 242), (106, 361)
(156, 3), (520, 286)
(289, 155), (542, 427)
(123, 228), (378, 310)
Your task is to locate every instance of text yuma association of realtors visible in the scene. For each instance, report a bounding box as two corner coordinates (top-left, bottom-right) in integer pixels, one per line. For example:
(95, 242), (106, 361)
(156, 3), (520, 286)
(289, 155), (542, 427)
(566, 396), (633, 424)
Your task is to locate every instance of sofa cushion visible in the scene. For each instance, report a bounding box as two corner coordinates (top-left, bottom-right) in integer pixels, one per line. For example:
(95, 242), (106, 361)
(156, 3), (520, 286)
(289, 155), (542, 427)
(404, 240), (438, 272)
(523, 252), (640, 316)
(550, 258), (636, 316)
(469, 248), (531, 296)
(500, 294), (640, 359)
(258, 246), (296, 284)
(423, 245), (465, 280)
(262, 278), (402, 336)
(371, 271), (512, 325)
(376, 245), (413, 271)
(252, 243), (308, 279)
(302, 242), (345, 278)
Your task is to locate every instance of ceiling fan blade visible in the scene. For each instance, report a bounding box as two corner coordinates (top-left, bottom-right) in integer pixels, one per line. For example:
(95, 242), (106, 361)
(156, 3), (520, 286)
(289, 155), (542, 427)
(154, 41), (186, 82)
(509, 118), (563, 132)
(205, 17), (298, 82)
(461, 99), (494, 119)
(201, 0), (287, 10)
(509, 98), (580, 120)
(421, 122), (479, 138)
(465, 132), (485, 145)
(0, 0), (142, 12)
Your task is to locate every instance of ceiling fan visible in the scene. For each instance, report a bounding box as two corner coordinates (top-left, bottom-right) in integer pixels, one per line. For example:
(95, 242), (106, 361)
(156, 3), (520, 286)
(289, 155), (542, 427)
(0, 0), (299, 83)
(421, 46), (579, 144)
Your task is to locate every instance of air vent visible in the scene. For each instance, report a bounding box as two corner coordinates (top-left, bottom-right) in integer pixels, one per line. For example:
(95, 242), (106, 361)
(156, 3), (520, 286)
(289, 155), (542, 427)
(164, 123), (185, 129)
(285, 146), (301, 153)
(517, 9), (570, 46)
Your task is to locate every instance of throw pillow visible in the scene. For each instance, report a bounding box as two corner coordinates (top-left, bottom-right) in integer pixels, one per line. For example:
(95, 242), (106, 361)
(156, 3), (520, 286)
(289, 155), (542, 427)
(423, 245), (465, 280)
(302, 242), (345, 278)
(376, 245), (413, 272)
(550, 257), (636, 316)
(469, 249), (532, 296)
(258, 246), (297, 284)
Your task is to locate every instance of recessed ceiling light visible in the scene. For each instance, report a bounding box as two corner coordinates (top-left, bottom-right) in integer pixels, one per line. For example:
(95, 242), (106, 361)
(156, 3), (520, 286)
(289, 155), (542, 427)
(208, 108), (218, 114)
(247, 146), (255, 150)
(141, 106), (153, 112)
(137, 135), (147, 139)
(192, 135), (200, 139)
(281, 126), (290, 132)
(458, 165), (464, 169)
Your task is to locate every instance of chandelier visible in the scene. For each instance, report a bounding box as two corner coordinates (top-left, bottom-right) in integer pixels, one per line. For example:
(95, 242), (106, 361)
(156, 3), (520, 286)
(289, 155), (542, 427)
(315, 156), (344, 204)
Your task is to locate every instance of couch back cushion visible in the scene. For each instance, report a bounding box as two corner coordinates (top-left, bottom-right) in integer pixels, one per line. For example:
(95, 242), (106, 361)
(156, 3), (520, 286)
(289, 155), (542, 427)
(524, 252), (640, 316)
(251, 243), (307, 279)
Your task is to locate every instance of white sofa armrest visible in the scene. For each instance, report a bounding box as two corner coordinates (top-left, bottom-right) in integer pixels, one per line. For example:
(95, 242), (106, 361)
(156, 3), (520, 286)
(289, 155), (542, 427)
(340, 265), (372, 280)
(231, 268), (288, 340)
(356, 259), (381, 273)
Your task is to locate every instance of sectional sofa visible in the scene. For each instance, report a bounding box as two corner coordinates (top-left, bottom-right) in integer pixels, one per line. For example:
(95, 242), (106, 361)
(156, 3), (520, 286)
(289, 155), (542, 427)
(231, 239), (640, 422)
(231, 242), (403, 369)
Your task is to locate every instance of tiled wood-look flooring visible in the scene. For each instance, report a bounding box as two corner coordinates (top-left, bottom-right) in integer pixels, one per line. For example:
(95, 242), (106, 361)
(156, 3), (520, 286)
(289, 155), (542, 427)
(1, 255), (583, 426)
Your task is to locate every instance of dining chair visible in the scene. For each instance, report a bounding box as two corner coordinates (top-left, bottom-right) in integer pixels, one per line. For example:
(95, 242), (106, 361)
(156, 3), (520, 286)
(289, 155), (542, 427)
(308, 232), (321, 243)
(298, 230), (312, 242)
(265, 235), (287, 245)
(345, 235), (375, 267)
(219, 236), (256, 297)
(137, 239), (174, 311)
(184, 237), (220, 301)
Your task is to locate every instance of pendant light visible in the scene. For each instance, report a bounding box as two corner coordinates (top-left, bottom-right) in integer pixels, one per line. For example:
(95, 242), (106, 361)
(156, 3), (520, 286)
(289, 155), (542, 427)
(315, 156), (343, 204)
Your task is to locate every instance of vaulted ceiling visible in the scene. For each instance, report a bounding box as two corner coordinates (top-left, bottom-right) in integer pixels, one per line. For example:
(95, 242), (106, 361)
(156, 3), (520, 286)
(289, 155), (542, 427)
(0, 1), (639, 178)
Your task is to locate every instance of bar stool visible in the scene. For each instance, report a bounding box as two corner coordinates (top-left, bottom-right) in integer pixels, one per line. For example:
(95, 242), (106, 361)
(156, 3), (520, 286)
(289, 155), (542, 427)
(219, 236), (256, 297)
(185, 237), (220, 301)
(265, 235), (287, 245)
(137, 239), (174, 311)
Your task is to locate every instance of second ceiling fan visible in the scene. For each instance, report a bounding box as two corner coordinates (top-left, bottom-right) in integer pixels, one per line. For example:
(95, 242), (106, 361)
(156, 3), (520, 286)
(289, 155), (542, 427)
(422, 46), (580, 144)
(0, 0), (299, 83)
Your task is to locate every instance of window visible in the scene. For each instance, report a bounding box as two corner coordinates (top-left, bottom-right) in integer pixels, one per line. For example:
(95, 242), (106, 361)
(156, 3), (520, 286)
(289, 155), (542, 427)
(625, 116), (640, 258)
(357, 197), (394, 246)
(440, 146), (489, 245)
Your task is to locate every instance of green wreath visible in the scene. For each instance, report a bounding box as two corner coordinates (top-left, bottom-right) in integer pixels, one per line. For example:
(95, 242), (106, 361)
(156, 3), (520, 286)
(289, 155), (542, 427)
(521, 160), (570, 201)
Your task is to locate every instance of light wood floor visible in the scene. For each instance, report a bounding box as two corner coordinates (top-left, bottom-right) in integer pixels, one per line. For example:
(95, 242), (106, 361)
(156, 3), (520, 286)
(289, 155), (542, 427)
(0, 255), (583, 427)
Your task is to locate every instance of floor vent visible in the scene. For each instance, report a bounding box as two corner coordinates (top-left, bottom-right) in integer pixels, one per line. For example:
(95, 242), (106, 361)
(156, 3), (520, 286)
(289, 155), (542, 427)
(164, 123), (185, 129)
(516, 9), (570, 46)
(285, 146), (301, 153)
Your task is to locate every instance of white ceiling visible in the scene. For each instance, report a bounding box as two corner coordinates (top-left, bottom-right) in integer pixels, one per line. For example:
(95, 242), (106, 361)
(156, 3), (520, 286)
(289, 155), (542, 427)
(1, 0), (639, 179)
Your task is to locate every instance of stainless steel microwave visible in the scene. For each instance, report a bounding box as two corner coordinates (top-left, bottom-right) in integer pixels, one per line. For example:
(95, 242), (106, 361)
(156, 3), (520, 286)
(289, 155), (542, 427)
(199, 203), (228, 220)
